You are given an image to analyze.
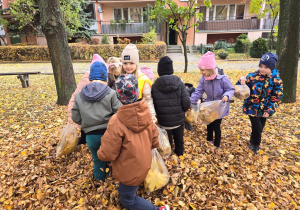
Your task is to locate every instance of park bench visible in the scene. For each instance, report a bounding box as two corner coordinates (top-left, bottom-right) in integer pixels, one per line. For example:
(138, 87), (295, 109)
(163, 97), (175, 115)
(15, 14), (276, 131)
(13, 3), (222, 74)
(0, 71), (41, 88)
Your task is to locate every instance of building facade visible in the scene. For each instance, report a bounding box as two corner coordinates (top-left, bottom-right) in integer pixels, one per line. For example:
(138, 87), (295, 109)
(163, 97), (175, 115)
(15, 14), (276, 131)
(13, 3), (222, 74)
(0, 0), (278, 46)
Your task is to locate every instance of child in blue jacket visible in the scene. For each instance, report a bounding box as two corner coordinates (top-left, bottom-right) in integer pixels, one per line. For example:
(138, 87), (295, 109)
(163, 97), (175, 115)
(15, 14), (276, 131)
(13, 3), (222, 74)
(236, 52), (283, 154)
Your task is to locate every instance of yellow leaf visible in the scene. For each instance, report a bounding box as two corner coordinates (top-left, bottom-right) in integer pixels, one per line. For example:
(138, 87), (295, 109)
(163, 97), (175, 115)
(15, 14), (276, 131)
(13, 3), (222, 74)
(189, 203), (197, 209)
(101, 198), (108, 205)
(8, 186), (13, 197)
(178, 201), (185, 207)
(292, 201), (297, 207)
(21, 151), (27, 156)
(268, 202), (276, 208)
(263, 155), (269, 161)
(106, 168), (110, 173)
(200, 167), (206, 172)
(78, 198), (84, 205)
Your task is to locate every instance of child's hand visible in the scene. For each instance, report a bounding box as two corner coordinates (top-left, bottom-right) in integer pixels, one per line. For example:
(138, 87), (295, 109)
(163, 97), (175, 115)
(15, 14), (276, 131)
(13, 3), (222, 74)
(222, 96), (228, 102)
(262, 112), (269, 118)
(240, 76), (246, 85)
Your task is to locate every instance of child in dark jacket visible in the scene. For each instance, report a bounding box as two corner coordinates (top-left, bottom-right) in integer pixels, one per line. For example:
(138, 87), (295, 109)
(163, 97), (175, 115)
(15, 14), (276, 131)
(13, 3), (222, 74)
(236, 52), (283, 154)
(190, 52), (235, 148)
(72, 61), (122, 181)
(152, 56), (190, 156)
(97, 74), (170, 210)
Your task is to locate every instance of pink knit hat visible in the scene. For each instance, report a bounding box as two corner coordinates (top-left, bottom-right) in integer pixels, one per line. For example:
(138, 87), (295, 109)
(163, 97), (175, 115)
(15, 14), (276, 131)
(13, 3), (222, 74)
(90, 54), (105, 66)
(198, 51), (216, 69)
(140, 66), (154, 80)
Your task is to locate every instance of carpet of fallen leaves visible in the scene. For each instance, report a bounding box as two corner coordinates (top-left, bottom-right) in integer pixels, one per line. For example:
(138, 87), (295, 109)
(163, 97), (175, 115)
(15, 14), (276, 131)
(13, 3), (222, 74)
(0, 68), (300, 210)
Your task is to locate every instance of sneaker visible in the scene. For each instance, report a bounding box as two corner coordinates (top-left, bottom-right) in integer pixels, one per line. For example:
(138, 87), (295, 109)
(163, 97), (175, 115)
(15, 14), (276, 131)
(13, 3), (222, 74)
(208, 140), (214, 144)
(248, 145), (260, 154)
(158, 205), (170, 210)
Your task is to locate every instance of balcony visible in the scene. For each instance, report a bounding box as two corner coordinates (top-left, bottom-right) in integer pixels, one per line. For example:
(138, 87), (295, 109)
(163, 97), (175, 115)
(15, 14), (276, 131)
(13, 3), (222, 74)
(197, 16), (279, 31)
(100, 22), (161, 34)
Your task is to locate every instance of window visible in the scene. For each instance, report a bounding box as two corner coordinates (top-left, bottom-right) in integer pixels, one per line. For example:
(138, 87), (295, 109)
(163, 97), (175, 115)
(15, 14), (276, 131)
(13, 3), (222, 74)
(84, 3), (96, 19)
(199, 6), (207, 21)
(113, 7), (148, 23)
(216, 5), (228, 20)
(229, 4), (235, 20)
(114, 8), (122, 22)
(236, 5), (245, 19)
(208, 5), (215, 20)
(202, 4), (245, 21)
(123, 8), (129, 21)
(130, 8), (142, 22)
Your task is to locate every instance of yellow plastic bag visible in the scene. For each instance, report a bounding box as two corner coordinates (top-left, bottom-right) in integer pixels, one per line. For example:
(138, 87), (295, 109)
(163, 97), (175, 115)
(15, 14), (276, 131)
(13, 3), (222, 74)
(156, 125), (171, 158)
(234, 85), (250, 100)
(144, 149), (169, 194)
(199, 100), (226, 125)
(56, 123), (79, 158)
(185, 100), (200, 124)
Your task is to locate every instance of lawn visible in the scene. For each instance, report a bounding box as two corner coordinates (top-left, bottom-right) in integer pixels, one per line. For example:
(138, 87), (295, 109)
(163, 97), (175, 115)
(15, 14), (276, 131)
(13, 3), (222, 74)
(0, 69), (299, 209)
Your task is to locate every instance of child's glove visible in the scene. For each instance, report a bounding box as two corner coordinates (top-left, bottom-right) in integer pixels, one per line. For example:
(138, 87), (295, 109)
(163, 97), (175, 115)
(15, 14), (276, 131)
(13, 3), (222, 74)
(240, 76), (246, 85)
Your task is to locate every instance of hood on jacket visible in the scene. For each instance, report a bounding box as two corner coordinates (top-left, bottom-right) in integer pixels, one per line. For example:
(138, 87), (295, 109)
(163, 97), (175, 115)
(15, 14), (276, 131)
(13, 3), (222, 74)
(80, 82), (111, 103)
(116, 98), (151, 132)
(153, 75), (182, 93)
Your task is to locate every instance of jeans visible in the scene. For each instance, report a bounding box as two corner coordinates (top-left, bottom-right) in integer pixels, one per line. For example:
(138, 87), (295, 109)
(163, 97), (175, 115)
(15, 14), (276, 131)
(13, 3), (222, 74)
(249, 116), (267, 146)
(118, 183), (158, 210)
(207, 119), (223, 147)
(166, 124), (184, 156)
(86, 134), (106, 181)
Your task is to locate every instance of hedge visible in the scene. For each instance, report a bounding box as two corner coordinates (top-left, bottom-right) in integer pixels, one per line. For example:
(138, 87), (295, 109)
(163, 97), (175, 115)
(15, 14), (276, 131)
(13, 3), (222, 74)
(0, 42), (167, 62)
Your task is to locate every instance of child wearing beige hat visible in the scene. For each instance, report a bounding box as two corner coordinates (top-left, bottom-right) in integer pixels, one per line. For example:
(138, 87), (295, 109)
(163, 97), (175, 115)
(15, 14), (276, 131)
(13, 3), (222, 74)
(121, 44), (156, 120)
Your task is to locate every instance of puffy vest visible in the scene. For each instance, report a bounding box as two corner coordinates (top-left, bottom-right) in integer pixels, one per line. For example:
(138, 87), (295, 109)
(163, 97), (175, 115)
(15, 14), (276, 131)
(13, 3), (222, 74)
(138, 74), (152, 99)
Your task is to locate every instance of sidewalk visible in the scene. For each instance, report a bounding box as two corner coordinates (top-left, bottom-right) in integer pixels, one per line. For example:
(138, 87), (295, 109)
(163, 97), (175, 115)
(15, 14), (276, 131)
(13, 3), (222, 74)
(0, 53), (299, 74)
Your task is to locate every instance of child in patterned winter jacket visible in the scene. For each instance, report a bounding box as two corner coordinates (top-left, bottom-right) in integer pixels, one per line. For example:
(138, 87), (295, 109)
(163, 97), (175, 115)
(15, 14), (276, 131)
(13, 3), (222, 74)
(236, 52), (283, 154)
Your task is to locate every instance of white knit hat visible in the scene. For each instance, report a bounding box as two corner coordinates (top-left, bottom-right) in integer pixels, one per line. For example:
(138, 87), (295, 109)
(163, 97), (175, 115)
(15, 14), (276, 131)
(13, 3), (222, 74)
(121, 44), (139, 67)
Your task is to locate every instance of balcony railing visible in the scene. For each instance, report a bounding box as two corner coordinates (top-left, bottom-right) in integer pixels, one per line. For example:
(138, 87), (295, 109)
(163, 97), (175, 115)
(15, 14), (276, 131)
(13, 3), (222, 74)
(197, 16), (279, 31)
(100, 22), (161, 34)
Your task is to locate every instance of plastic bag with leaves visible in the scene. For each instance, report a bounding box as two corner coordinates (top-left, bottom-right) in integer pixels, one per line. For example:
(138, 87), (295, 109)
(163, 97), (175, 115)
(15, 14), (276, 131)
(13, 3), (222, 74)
(199, 100), (227, 125)
(185, 100), (201, 124)
(156, 125), (171, 158)
(56, 123), (79, 158)
(144, 148), (169, 194)
(234, 85), (250, 100)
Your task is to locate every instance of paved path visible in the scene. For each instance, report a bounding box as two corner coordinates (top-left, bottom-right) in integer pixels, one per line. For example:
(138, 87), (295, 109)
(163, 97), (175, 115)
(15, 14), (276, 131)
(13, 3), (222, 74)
(0, 53), (299, 74)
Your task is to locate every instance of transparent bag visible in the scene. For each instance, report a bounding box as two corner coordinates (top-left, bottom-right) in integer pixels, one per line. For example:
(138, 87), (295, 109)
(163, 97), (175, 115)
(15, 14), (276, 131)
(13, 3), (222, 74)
(199, 100), (227, 125)
(56, 123), (79, 158)
(185, 100), (201, 124)
(156, 125), (172, 158)
(234, 85), (250, 100)
(144, 149), (170, 194)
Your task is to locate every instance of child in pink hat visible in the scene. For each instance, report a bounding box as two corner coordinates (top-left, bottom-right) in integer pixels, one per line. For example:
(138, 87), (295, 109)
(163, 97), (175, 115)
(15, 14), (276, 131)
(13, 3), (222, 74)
(190, 51), (235, 148)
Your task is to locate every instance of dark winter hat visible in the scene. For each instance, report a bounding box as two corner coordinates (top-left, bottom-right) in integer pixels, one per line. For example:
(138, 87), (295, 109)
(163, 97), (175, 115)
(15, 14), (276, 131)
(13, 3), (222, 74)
(89, 61), (108, 81)
(157, 56), (174, 76)
(116, 74), (140, 105)
(259, 52), (278, 70)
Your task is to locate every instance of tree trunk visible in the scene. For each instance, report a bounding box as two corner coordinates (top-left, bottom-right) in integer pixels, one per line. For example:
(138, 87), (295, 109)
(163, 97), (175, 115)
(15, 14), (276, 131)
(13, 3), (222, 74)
(182, 34), (188, 73)
(38, 0), (76, 105)
(276, 0), (300, 103)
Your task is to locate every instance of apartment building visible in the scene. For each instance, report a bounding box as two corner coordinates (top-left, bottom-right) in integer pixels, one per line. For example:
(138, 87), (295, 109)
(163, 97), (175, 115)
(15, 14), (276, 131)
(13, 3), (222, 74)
(0, 0), (277, 46)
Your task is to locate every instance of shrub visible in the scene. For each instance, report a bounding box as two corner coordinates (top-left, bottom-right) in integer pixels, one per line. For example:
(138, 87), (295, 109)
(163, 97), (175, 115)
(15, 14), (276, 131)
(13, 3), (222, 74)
(215, 49), (228, 59)
(101, 34), (110, 44)
(234, 34), (250, 53)
(141, 27), (157, 44)
(214, 40), (227, 50)
(249, 38), (269, 58)
(0, 42), (167, 62)
(117, 37), (131, 44)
